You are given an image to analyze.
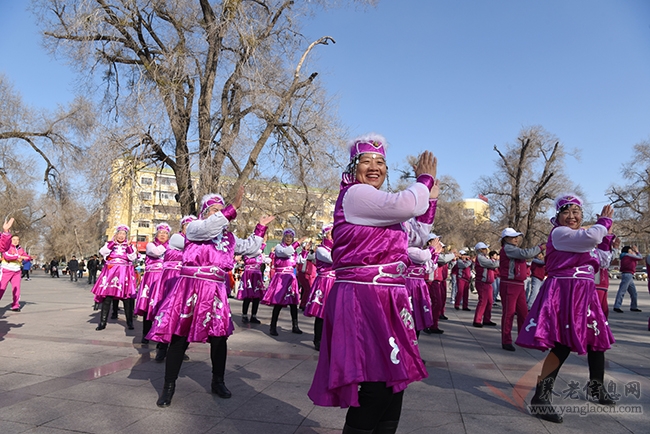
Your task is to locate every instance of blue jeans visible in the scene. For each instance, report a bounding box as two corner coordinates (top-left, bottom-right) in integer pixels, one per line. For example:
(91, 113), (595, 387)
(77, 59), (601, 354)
(614, 273), (638, 310)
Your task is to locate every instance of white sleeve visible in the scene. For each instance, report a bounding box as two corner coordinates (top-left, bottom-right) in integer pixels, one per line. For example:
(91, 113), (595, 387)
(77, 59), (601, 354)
(99, 244), (111, 259)
(407, 246), (432, 264)
(274, 244), (296, 258)
(186, 212), (230, 242)
(315, 246), (333, 264)
(551, 224), (608, 253)
(404, 218), (432, 249)
(597, 249), (613, 268)
(127, 250), (138, 261)
(145, 242), (166, 258)
(169, 234), (186, 250)
(235, 234), (264, 257)
(342, 182), (430, 226)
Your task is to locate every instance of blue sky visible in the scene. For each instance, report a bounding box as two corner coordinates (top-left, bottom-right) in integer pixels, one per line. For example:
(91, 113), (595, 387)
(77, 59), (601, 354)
(2, 1), (650, 210)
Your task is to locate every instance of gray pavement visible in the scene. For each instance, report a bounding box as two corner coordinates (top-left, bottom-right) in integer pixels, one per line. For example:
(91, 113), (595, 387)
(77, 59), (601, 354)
(0, 272), (649, 434)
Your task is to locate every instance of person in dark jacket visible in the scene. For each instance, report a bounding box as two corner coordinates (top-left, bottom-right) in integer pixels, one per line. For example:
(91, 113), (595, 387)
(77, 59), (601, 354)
(68, 256), (79, 282)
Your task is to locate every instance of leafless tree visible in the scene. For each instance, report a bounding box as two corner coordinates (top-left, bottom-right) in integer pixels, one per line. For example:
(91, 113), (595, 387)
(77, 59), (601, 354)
(36, 0), (368, 215)
(607, 139), (650, 247)
(474, 126), (576, 247)
(0, 74), (95, 199)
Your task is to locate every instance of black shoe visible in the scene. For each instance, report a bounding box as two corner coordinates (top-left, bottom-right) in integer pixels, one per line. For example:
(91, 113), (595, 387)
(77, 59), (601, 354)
(314, 341), (320, 351)
(454, 306), (460, 310)
(95, 324), (106, 331)
(462, 308), (471, 311)
(270, 326), (278, 336)
(141, 337), (149, 344)
(212, 378), (232, 399)
(241, 316), (249, 323)
(249, 316), (261, 324)
(502, 343), (516, 351)
(473, 322), (483, 328)
(483, 321), (497, 326)
(292, 325), (303, 334)
(183, 354), (190, 361)
(155, 348), (167, 363)
(530, 376), (563, 423)
(588, 380), (616, 405)
(613, 308), (624, 313)
(439, 315), (448, 320)
(422, 328), (433, 334)
(429, 328), (444, 334)
(156, 381), (175, 407)
(110, 313), (118, 319)
(10, 308), (20, 312)
(630, 308), (642, 312)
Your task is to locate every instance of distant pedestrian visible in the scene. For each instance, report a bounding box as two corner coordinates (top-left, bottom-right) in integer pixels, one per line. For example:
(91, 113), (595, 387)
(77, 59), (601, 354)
(22, 258), (32, 280)
(87, 255), (99, 285)
(67, 256), (79, 282)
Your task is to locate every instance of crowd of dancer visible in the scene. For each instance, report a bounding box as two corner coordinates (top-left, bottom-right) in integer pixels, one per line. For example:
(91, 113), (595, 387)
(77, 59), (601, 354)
(76, 132), (646, 433)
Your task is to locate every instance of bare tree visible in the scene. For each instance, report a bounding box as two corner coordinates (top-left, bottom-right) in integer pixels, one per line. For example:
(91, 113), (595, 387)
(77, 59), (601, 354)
(36, 0), (366, 215)
(475, 126), (575, 247)
(607, 139), (650, 247)
(0, 74), (95, 199)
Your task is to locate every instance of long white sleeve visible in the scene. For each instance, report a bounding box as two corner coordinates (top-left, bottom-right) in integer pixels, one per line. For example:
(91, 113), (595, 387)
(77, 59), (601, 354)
(342, 182), (430, 226)
(186, 212), (230, 242)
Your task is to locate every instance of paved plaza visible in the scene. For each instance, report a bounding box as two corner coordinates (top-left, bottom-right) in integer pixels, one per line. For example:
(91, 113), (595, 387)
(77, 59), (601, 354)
(0, 272), (648, 433)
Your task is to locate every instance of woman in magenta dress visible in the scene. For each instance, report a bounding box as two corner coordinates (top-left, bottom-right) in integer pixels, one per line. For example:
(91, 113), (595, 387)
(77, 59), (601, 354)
(308, 133), (438, 434)
(92, 225), (138, 331)
(262, 228), (303, 336)
(0, 234), (32, 312)
(304, 224), (334, 351)
(148, 191), (273, 407)
(516, 195), (615, 423)
(152, 215), (196, 362)
(237, 241), (267, 324)
(135, 222), (171, 344)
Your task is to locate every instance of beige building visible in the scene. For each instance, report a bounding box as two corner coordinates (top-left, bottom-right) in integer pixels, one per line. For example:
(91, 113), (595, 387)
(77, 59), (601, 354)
(105, 160), (336, 251)
(462, 197), (490, 223)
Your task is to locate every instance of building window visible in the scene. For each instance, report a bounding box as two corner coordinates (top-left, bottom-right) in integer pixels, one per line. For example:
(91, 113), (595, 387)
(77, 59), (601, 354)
(141, 177), (153, 185)
(158, 177), (175, 186)
(159, 192), (175, 201)
(139, 205), (152, 214)
(138, 221), (150, 228)
(463, 208), (475, 217)
(137, 235), (148, 242)
(140, 192), (152, 201)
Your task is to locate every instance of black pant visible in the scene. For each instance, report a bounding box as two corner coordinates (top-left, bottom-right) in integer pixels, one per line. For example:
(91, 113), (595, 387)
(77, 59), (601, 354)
(88, 270), (97, 284)
(164, 334), (228, 383)
(345, 382), (404, 430)
(544, 343), (606, 382)
(242, 298), (260, 316)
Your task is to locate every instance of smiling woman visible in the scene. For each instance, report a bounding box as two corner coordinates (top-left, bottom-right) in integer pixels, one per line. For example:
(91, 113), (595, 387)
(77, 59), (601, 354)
(308, 133), (439, 434)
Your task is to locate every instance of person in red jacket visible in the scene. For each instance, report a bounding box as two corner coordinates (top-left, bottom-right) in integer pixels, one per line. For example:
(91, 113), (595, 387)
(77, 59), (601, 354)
(596, 234), (618, 319)
(613, 245), (643, 313)
(499, 227), (545, 351)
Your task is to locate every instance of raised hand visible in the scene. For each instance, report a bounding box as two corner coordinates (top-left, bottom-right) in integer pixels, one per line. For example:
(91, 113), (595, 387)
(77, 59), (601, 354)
(414, 151), (437, 180)
(259, 215), (275, 226)
(3, 217), (14, 232)
(430, 178), (440, 200)
(598, 204), (614, 220)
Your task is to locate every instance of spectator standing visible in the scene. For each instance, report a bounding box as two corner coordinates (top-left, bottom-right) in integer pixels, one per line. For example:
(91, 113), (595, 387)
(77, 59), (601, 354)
(87, 255), (99, 285)
(67, 256), (80, 282)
